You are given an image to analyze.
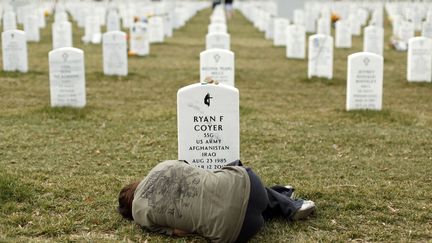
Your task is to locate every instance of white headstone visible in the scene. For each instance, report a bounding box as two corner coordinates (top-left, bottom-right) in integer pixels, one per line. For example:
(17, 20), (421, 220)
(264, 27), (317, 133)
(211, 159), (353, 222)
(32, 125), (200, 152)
(206, 32), (230, 50)
(407, 37), (432, 82)
(200, 49), (235, 86)
(317, 17), (331, 36)
(103, 31), (128, 76)
(24, 14), (40, 42)
(52, 21), (72, 49)
(2, 30), (28, 73)
(293, 9), (305, 26)
(48, 47), (86, 108)
(208, 23), (227, 34)
(308, 34), (333, 79)
(106, 11), (121, 32)
(421, 21), (432, 38)
(399, 21), (415, 43)
(130, 22), (150, 56)
(177, 83), (240, 170)
(364, 26), (384, 56)
(350, 15), (361, 36)
(149, 16), (165, 43)
(336, 20), (352, 48)
(82, 16), (101, 44)
(54, 11), (68, 23)
(3, 11), (17, 31)
(286, 25), (305, 59)
(346, 52), (383, 111)
(273, 18), (289, 46)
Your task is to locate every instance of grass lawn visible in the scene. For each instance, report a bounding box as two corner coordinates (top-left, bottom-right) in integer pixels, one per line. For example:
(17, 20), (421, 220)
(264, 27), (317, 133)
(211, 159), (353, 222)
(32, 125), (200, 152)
(1, 7), (431, 242)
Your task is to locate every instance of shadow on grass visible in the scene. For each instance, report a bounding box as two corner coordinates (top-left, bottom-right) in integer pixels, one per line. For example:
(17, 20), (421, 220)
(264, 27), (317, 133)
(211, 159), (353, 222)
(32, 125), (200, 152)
(300, 77), (345, 86)
(338, 109), (417, 126)
(0, 70), (46, 77)
(37, 106), (90, 121)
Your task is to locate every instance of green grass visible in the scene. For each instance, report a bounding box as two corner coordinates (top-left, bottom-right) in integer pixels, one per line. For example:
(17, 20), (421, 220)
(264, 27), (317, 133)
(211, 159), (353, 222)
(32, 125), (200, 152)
(1, 8), (431, 242)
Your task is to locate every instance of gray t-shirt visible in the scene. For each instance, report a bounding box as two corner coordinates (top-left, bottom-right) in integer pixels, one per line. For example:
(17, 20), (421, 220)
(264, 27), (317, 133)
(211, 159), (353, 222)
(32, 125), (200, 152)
(132, 160), (251, 243)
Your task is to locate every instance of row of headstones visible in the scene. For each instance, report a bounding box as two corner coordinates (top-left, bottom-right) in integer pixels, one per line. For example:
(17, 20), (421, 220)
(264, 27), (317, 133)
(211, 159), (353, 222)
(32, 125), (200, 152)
(202, 5), (235, 87)
(1, 2), (210, 75)
(1, 2), (211, 107)
(387, 2), (432, 50)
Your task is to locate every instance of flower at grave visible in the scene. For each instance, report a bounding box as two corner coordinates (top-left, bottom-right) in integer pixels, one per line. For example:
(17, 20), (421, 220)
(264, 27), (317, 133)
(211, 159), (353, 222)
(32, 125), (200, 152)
(44, 11), (50, 17)
(128, 51), (137, 56)
(331, 13), (340, 24)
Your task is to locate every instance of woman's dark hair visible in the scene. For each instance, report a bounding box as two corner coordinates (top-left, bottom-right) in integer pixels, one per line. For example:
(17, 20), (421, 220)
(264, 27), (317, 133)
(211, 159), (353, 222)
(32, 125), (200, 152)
(118, 181), (140, 221)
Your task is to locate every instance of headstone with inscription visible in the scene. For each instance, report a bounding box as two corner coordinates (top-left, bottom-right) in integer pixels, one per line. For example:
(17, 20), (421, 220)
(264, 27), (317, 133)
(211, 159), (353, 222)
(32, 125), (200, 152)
(48, 47), (86, 108)
(200, 49), (235, 86)
(346, 52), (383, 111)
(308, 34), (333, 79)
(130, 22), (150, 56)
(3, 11), (17, 31)
(350, 15), (361, 36)
(364, 25), (384, 56)
(177, 82), (240, 170)
(82, 16), (101, 44)
(54, 11), (68, 23)
(407, 37), (432, 82)
(2, 30), (28, 73)
(273, 18), (289, 46)
(286, 25), (305, 59)
(24, 14), (40, 42)
(52, 21), (72, 49)
(103, 31), (128, 76)
(206, 32), (230, 50)
(399, 21), (415, 43)
(336, 20), (352, 48)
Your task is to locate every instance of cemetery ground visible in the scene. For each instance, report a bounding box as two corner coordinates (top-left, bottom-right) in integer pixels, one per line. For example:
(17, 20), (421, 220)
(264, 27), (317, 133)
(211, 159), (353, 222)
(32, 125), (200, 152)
(1, 9), (431, 243)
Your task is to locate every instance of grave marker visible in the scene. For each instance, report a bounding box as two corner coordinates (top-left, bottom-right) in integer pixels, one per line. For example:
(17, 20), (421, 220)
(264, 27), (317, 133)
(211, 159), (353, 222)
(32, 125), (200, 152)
(206, 32), (230, 50)
(336, 20), (352, 48)
(48, 47), (86, 108)
(130, 22), (150, 56)
(346, 52), (383, 111)
(308, 34), (333, 79)
(286, 25), (305, 59)
(364, 26), (384, 56)
(177, 82), (240, 170)
(149, 16), (165, 43)
(106, 11), (121, 32)
(2, 30), (28, 72)
(24, 14), (40, 42)
(3, 11), (17, 31)
(103, 31), (128, 76)
(200, 49), (235, 86)
(407, 37), (432, 82)
(273, 18), (289, 46)
(52, 21), (72, 49)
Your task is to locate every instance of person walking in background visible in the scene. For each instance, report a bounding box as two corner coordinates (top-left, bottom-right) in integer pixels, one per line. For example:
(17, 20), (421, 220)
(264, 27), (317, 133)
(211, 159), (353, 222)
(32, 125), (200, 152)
(225, 0), (234, 19)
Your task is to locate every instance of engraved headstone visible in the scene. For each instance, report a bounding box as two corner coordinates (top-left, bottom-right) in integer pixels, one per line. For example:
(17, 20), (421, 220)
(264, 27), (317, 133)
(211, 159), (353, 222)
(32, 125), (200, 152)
(407, 37), (432, 82)
(308, 34), (333, 79)
(399, 21), (415, 43)
(206, 32), (230, 50)
(3, 11), (17, 31)
(54, 11), (68, 23)
(149, 16), (165, 43)
(346, 52), (383, 111)
(52, 21), (72, 49)
(286, 25), (305, 59)
(106, 11), (120, 32)
(200, 49), (235, 86)
(82, 16), (101, 44)
(103, 31), (128, 76)
(130, 22), (150, 56)
(350, 15), (361, 36)
(364, 26), (384, 56)
(273, 18), (289, 46)
(177, 83), (240, 170)
(48, 47), (86, 108)
(336, 20), (352, 48)
(1, 30), (28, 72)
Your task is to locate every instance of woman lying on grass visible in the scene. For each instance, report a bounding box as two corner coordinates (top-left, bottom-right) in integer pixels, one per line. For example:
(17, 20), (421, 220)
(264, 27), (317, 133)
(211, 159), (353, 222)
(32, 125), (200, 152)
(118, 160), (316, 243)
